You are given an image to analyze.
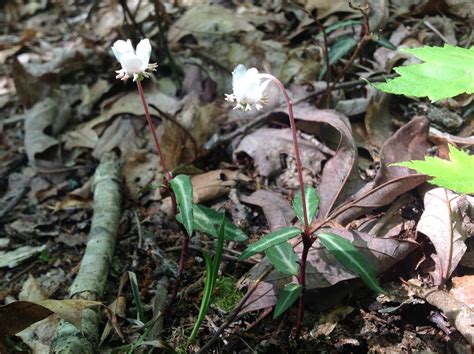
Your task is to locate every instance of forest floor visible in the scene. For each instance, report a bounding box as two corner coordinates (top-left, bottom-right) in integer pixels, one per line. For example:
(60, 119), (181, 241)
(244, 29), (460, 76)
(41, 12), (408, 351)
(0, 0), (473, 353)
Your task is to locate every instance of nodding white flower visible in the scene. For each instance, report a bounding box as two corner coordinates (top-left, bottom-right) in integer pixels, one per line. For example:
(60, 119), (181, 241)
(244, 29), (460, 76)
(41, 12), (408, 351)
(112, 39), (158, 81)
(225, 64), (270, 111)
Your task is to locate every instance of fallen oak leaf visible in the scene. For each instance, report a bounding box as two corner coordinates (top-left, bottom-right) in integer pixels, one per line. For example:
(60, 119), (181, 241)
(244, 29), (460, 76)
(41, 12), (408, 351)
(0, 299), (102, 337)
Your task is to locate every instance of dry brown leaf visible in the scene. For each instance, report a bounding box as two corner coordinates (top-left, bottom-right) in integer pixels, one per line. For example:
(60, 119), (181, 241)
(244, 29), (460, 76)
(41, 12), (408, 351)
(292, 105), (362, 219)
(191, 169), (251, 204)
(417, 189), (472, 285)
(450, 276), (474, 308)
(234, 127), (326, 179)
(0, 299), (101, 337)
(24, 97), (72, 170)
(167, 5), (255, 44)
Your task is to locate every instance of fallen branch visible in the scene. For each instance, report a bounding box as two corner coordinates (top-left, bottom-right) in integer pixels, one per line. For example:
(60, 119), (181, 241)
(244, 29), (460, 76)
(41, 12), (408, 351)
(409, 280), (474, 345)
(52, 153), (122, 353)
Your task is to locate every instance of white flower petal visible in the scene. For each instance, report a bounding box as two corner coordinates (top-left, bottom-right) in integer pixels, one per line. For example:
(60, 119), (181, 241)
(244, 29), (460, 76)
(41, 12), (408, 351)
(121, 53), (143, 74)
(112, 39), (134, 62)
(227, 64), (271, 111)
(136, 39), (151, 70)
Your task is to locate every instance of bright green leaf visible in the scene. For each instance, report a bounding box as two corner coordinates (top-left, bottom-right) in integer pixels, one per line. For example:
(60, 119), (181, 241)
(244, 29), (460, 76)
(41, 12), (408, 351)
(376, 44), (474, 102)
(273, 283), (302, 319)
(319, 36), (357, 80)
(317, 232), (384, 293)
(239, 227), (302, 260)
(177, 204), (248, 242)
(292, 186), (319, 226)
(265, 242), (299, 276)
(393, 144), (474, 194)
(170, 175), (193, 236)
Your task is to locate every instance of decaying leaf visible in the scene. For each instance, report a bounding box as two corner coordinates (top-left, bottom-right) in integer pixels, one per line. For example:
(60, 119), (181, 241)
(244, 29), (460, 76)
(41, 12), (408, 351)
(24, 97), (72, 170)
(234, 127), (327, 179)
(417, 188), (472, 285)
(0, 299), (101, 337)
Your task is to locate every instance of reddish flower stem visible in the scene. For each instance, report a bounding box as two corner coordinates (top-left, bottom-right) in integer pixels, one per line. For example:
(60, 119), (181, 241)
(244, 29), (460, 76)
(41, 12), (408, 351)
(136, 80), (187, 308)
(259, 74), (310, 235)
(260, 74), (312, 336)
(136, 80), (172, 183)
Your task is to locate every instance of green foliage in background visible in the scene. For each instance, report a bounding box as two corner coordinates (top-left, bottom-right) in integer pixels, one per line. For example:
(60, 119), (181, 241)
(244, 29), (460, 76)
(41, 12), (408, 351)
(394, 144), (474, 194)
(376, 44), (474, 101)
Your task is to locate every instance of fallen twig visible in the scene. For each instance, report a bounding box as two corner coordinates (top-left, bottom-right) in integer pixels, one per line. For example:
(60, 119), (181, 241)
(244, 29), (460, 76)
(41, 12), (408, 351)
(409, 280), (474, 346)
(51, 153), (122, 353)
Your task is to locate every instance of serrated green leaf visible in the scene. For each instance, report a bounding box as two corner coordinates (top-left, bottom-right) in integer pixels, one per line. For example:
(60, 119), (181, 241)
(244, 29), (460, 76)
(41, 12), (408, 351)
(239, 227), (302, 261)
(319, 36), (357, 80)
(376, 44), (474, 102)
(317, 232), (384, 293)
(292, 186), (319, 226)
(170, 175), (193, 236)
(265, 242), (299, 276)
(273, 283), (302, 319)
(177, 204), (247, 242)
(393, 144), (474, 194)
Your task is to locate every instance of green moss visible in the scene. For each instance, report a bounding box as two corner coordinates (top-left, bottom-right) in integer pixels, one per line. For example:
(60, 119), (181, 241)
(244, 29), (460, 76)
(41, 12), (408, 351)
(211, 276), (242, 313)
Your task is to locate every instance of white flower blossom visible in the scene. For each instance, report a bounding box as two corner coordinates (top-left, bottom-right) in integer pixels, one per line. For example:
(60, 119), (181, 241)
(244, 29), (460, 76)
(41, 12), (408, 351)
(225, 64), (270, 111)
(112, 39), (158, 81)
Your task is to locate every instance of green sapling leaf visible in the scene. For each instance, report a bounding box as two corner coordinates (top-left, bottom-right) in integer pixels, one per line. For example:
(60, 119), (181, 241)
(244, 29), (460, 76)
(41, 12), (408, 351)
(393, 144), (474, 194)
(170, 175), (194, 236)
(317, 232), (385, 293)
(239, 227), (302, 260)
(273, 283), (302, 319)
(265, 241), (299, 276)
(292, 186), (319, 226)
(376, 44), (474, 102)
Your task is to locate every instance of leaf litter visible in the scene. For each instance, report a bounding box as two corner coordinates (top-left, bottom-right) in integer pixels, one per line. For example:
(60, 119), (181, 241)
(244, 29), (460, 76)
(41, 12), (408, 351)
(0, 0), (473, 352)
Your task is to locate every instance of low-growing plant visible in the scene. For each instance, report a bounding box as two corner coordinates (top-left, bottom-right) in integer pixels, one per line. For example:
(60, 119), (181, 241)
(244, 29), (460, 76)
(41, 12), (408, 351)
(225, 64), (384, 335)
(111, 39), (248, 338)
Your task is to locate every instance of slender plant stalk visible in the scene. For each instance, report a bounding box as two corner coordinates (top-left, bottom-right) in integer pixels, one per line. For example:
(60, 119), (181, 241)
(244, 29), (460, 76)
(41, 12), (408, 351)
(136, 80), (172, 182)
(136, 80), (188, 308)
(259, 75), (310, 234)
(259, 74), (312, 336)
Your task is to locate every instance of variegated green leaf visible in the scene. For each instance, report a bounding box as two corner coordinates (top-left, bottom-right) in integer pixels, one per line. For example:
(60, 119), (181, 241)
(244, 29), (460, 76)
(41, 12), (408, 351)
(265, 242), (299, 276)
(273, 283), (302, 319)
(318, 232), (384, 293)
(170, 175), (193, 236)
(239, 227), (302, 260)
(292, 186), (319, 226)
(177, 204), (247, 242)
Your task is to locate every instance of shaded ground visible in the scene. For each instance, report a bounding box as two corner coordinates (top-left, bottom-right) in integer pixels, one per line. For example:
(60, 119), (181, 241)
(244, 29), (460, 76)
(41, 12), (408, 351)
(0, 0), (473, 353)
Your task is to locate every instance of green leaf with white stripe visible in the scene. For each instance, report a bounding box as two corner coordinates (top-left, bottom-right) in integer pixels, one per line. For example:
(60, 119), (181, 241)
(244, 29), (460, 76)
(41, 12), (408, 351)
(317, 233), (385, 293)
(170, 175), (194, 236)
(265, 241), (299, 276)
(292, 186), (319, 226)
(177, 204), (248, 242)
(239, 227), (302, 261)
(273, 283), (302, 319)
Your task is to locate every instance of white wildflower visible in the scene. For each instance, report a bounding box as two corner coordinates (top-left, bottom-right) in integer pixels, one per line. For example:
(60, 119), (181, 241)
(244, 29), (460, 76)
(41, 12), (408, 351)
(112, 39), (158, 81)
(225, 64), (270, 111)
